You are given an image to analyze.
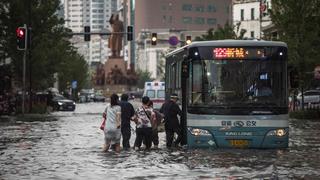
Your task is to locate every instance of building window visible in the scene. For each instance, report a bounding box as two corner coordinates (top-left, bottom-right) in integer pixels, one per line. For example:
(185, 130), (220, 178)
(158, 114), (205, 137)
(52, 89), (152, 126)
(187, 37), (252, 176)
(169, 16), (173, 23)
(194, 17), (205, 24)
(207, 4), (216, 12)
(251, 31), (254, 38)
(182, 17), (192, 24)
(226, 6), (229, 14)
(182, 4), (192, 11)
(207, 18), (217, 25)
(241, 9), (244, 21)
(195, 6), (204, 12)
(251, 8), (255, 20)
(163, 15), (166, 23)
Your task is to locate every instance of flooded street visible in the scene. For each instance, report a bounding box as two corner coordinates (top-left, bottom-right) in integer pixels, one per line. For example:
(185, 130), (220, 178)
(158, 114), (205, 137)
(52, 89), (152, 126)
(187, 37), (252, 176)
(1, 102), (320, 179)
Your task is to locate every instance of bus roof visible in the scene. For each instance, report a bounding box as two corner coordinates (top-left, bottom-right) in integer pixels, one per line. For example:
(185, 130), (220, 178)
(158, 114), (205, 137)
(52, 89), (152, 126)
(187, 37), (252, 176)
(166, 40), (287, 57)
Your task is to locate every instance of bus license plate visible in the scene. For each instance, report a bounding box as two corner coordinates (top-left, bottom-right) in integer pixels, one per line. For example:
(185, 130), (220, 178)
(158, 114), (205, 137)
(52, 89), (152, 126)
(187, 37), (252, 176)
(229, 140), (249, 147)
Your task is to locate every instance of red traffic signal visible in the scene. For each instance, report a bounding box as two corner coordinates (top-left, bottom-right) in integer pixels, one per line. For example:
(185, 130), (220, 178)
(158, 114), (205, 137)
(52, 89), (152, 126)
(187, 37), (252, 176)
(16, 27), (27, 50)
(16, 28), (25, 38)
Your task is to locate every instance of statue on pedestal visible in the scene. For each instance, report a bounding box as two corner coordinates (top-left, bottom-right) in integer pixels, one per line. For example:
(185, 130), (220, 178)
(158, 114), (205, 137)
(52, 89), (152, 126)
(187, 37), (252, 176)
(108, 14), (124, 58)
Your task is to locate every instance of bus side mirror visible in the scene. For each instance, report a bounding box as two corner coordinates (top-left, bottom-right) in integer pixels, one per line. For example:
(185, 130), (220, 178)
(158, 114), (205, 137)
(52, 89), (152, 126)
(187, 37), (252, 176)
(182, 56), (189, 78)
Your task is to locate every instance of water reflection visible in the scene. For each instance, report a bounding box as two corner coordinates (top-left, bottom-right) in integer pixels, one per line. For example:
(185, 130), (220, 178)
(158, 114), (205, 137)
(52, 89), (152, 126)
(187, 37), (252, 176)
(1, 104), (320, 179)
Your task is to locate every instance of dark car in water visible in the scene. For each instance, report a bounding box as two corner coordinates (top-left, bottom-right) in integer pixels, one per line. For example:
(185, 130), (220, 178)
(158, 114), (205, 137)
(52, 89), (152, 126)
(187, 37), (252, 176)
(52, 94), (76, 111)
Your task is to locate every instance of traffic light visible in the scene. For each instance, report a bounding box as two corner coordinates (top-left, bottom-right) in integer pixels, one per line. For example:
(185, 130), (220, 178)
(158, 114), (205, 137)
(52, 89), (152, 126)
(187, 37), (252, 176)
(16, 27), (27, 50)
(127, 26), (133, 41)
(84, 26), (90, 41)
(151, 33), (157, 45)
(186, 35), (192, 45)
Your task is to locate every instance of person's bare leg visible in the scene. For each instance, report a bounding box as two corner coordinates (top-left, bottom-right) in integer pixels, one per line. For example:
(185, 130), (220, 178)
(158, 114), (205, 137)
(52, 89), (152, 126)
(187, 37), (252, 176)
(114, 143), (121, 153)
(103, 143), (110, 152)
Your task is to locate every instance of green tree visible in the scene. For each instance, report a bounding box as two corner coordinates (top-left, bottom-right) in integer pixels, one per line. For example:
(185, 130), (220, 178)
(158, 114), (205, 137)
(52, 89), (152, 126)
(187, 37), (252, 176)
(58, 52), (89, 93)
(136, 69), (154, 89)
(270, 0), (320, 89)
(195, 22), (246, 41)
(0, 0), (88, 92)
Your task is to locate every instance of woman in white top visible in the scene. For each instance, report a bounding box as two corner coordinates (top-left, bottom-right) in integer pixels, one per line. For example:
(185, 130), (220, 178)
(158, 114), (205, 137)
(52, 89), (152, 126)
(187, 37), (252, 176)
(103, 94), (121, 153)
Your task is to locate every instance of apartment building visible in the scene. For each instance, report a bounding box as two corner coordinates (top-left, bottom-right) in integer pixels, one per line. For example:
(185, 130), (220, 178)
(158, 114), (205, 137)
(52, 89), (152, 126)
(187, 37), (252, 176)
(63, 0), (117, 65)
(233, 0), (272, 39)
(133, 0), (233, 79)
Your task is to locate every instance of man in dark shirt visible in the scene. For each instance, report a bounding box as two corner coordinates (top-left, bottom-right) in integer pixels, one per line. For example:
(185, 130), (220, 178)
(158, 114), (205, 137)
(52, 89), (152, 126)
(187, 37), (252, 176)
(160, 93), (182, 148)
(119, 94), (135, 150)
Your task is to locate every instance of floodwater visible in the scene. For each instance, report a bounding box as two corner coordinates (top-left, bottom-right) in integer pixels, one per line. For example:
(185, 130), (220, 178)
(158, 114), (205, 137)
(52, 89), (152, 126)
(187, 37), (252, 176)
(1, 102), (320, 180)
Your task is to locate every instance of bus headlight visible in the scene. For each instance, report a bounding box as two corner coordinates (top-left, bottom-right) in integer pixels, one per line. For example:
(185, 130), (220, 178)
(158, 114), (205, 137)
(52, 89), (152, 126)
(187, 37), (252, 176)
(188, 127), (212, 136)
(266, 129), (287, 137)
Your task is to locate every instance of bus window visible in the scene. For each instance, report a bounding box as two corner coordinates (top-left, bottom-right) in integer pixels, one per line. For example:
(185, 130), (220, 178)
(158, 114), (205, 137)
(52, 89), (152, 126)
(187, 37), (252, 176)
(191, 62), (203, 104)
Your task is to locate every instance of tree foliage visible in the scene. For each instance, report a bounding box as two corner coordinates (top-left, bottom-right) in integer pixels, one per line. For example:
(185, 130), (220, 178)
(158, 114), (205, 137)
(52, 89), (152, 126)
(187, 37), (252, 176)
(195, 23), (246, 41)
(136, 69), (154, 89)
(270, 0), (320, 88)
(0, 0), (89, 92)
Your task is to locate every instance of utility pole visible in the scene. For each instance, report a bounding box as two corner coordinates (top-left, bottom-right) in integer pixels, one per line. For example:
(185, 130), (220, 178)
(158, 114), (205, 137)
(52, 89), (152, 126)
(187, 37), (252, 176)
(28, 0), (32, 113)
(22, 24), (27, 115)
(259, 0), (263, 39)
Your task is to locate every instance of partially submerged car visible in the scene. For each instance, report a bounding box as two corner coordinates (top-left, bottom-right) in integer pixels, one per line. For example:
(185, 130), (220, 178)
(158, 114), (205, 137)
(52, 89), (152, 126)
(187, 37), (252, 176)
(52, 94), (76, 111)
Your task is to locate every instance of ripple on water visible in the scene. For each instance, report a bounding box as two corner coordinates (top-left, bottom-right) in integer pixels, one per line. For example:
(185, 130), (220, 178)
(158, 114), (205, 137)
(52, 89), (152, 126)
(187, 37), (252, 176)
(2, 109), (320, 179)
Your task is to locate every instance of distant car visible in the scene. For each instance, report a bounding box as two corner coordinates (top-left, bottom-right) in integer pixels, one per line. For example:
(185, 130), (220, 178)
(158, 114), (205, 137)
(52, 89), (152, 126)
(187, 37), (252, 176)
(52, 94), (76, 111)
(296, 90), (320, 105)
(78, 95), (87, 103)
(93, 94), (105, 102)
(126, 91), (143, 100)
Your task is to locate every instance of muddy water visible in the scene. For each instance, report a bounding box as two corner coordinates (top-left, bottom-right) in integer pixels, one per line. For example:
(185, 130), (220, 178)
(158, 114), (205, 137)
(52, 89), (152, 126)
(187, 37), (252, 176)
(1, 102), (320, 179)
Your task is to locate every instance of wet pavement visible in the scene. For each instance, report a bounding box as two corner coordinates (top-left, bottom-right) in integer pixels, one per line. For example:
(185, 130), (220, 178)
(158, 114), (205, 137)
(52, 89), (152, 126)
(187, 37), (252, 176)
(1, 102), (320, 179)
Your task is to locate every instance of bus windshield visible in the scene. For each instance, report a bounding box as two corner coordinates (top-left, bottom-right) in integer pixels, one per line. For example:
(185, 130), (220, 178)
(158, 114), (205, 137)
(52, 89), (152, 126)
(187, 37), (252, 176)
(188, 59), (287, 115)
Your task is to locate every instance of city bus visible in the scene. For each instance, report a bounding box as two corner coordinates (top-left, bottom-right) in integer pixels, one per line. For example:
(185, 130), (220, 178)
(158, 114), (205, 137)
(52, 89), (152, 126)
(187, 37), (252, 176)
(165, 40), (288, 148)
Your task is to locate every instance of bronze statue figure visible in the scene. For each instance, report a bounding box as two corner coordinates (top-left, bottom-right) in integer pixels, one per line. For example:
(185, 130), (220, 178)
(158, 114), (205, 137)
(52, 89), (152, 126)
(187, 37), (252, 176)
(108, 14), (124, 57)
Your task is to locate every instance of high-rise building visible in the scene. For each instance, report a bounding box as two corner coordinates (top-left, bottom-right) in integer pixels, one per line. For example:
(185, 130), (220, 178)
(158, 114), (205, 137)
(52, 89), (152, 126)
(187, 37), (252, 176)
(134, 0), (232, 36)
(233, 0), (272, 39)
(63, 0), (117, 65)
(131, 0), (233, 79)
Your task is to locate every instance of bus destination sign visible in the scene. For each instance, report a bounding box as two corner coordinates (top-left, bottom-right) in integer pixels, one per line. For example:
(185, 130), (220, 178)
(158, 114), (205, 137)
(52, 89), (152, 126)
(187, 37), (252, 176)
(213, 47), (264, 59)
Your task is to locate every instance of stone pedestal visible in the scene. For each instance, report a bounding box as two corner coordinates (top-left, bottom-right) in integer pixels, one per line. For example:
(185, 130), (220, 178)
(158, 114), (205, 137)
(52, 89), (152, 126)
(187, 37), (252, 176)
(104, 57), (127, 80)
(93, 57), (138, 97)
(101, 57), (129, 96)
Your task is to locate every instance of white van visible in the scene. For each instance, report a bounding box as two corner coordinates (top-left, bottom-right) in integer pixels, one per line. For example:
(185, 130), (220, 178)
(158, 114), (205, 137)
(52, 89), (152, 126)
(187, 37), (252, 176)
(143, 81), (165, 109)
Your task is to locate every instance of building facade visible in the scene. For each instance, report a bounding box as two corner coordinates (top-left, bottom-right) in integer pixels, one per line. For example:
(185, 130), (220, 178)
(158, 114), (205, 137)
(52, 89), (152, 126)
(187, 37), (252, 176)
(63, 0), (117, 65)
(133, 0), (233, 79)
(233, 0), (272, 39)
(135, 0), (232, 36)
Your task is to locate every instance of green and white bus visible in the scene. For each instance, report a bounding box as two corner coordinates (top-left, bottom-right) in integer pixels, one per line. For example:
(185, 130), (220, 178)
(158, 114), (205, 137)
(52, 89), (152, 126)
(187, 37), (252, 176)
(165, 40), (288, 148)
